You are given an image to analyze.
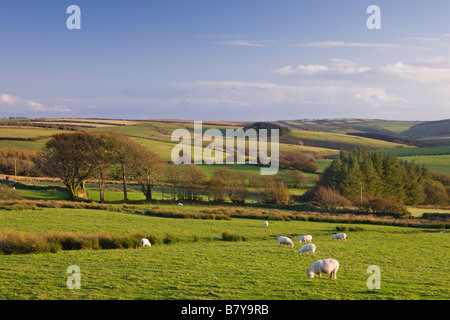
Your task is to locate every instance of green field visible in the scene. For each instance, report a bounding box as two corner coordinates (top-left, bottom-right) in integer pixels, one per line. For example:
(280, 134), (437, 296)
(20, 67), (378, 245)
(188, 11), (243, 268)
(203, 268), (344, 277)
(0, 127), (64, 139)
(0, 118), (449, 301)
(377, 146), (450, 157)
(407, 206), (450, 217)
(0, 119), (415, 164)
(0, 207), (448, 300)
(403, 155), (450, 175)
(283, 119), (422, 135)
(0, 139), (47, 151)
(288, 130), (411, 150)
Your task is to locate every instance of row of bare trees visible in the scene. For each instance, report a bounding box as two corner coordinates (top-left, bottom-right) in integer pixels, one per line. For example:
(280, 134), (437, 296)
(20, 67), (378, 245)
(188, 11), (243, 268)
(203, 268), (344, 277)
(165, 166), (307, 205)
(41, 131), (310, 204)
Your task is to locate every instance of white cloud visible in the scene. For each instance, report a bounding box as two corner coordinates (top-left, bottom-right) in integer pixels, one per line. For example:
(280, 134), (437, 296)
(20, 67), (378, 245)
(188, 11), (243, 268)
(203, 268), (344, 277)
(272, 64), (329, 76)
(301, 41), (399, 48)
(0, 93), (20, 105)
(214, 39), (274, 47)
(25, 100), (47, 111)
(377, 59), (450, 83)
(0, 93), (70, 114)
(298, 40), (427, 50)
(272, 59), (371, 77)
(185, 80), (408, 111)
(48, 105), (71, 112)
(272, 57), (450, 84)
(175, 54), (450, 120)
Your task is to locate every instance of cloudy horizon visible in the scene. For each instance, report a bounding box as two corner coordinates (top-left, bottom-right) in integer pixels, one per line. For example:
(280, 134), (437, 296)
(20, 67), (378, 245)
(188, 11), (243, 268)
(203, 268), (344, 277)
(1, 1), (450, 121)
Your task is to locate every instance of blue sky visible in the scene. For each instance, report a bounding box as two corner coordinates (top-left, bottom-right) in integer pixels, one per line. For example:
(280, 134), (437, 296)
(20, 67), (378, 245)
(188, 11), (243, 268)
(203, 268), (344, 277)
(1, 0), (450, 121)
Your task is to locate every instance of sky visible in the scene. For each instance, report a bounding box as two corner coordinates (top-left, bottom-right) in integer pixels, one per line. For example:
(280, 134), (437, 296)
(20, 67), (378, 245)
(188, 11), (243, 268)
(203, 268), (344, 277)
(1, 0), (450, 121)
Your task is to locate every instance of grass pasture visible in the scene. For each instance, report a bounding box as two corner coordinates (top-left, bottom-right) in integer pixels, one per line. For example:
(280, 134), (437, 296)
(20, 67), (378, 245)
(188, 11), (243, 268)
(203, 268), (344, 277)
(403, 155), (450, 175)
(0, 207), (448, 300)
(0, 139), (47, 152)
(0, 118), (449, 301)
(377, 146), (450, 157)
(0, 126), (64, 139)
(288, 130), (411, 151)
(283, 119), (422, 136)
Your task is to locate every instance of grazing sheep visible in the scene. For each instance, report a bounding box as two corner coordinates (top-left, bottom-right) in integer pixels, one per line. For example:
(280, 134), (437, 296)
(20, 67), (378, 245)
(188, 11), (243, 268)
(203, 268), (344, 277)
(332, 233), (346, 241)
(306, 259), (339, 279)
(278, 236), (294, 247)
(140, 238), (151, 247)
(298, 243), (316, 256)
(298, 235), (312, 243)
(263, 221), (269, 227)
(178, 203), (183, 206)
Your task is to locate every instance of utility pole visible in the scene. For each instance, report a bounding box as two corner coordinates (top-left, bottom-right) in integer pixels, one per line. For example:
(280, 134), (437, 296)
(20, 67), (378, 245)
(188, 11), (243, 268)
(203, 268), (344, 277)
(360, 181), (363, 208)
(14, 158), (17, 181)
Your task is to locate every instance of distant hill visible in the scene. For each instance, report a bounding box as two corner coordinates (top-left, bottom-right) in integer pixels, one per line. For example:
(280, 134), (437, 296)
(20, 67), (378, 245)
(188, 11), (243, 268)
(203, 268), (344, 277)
(280, 119), (422, 135)
(1, 117), (449, 176)
(398, 119), (450, 138)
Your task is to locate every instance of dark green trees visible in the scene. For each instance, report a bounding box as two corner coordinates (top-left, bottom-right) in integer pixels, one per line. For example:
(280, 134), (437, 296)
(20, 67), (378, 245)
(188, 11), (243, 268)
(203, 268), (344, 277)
(317, 148), (433, 206)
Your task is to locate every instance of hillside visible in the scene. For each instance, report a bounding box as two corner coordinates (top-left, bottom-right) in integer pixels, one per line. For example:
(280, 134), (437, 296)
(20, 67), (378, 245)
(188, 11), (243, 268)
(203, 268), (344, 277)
(1, 117), (449, 176)
(398, 119), (450, 147)
(0, 118), (415, 155)
(281, 119), (422, 135)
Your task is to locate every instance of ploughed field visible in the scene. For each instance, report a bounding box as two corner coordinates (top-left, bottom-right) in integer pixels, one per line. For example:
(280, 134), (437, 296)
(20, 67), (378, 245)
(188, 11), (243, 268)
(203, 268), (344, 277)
(0, 207), (448, 300)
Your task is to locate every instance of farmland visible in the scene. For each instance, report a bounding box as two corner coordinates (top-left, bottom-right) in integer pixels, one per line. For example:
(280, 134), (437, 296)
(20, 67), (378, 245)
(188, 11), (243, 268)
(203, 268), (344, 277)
(403, 155), (450, 175)
(0, 118), (413, 157)
(0, 117), (449, 302)
(0, 206), (448, 300)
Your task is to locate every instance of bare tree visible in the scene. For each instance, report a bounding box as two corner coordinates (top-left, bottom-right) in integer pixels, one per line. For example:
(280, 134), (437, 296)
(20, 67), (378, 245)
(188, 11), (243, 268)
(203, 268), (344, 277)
(129, 144), (166, 201)
(107, 132), (137, 202)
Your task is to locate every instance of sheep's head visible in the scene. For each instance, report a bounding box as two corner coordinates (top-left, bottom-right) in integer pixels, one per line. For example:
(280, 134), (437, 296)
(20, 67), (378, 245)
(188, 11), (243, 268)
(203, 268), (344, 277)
(306, 268), (314, 278)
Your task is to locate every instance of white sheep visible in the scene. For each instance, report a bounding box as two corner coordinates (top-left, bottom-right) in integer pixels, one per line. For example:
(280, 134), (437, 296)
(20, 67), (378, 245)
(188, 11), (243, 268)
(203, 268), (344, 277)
(298, 235), (312, 243)
(298, 243), (316, 256)
(178, 203), (183, 206)
(263, 221), (269, 227)
(140, 238), (151, 247)
(306, 259), (339, 279)
(278, 236), (294, 247)
(332, 233), (346, 241)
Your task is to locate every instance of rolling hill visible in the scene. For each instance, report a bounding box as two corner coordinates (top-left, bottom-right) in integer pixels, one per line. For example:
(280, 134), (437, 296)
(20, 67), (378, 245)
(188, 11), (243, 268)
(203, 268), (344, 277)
(0, 118), (415, 159)
(0, 117), (449, 175)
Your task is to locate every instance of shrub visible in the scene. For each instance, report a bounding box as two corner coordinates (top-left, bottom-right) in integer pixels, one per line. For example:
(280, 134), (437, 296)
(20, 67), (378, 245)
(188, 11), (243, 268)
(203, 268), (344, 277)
(362, 197), (410, 218)
(313, 186), (352, 209)
(336, 225), (349, 232)
(50, 233), (83, 250)
(116, 236), (138, 249)
(256, 178), (292, 205)
(0, 230), (33, 254)
(0, 184), (22, 200)
(163, 234), (180, 244)
(336, 225), (366, 232)
(222, 231), (248, 242)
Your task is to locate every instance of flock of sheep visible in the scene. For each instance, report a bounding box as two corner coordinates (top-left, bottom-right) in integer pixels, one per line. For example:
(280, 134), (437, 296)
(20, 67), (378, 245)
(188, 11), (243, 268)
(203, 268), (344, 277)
(270, 221), (345, 280)
(138, 220), (346, 280)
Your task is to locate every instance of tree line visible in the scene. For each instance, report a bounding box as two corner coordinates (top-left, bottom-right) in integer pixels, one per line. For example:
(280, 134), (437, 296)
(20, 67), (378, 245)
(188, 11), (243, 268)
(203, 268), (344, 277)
(41, 131), (165, 202)
(39, 131), (308, 204)
(307, 148), (450, 213)
(5, 131), (449, 212)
